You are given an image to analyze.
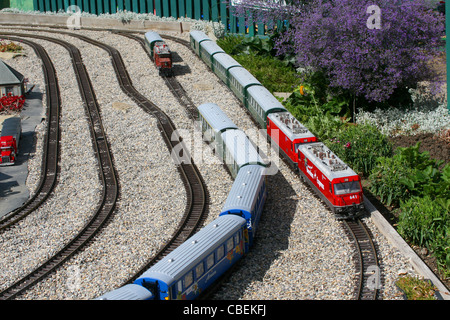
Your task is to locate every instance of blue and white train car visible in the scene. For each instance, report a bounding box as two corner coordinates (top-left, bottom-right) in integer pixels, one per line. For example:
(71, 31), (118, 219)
(219, 129), (268, 179)
(189, 30), (211, 56)
(95, 284), (154, 300)
(228, 67), (262, 106)
(247, 85), (287, 128)
(197, 103), (237, 149)
(211, 52), (241, 85)
(199, 41), (225, 68)
(220, 164), (267, 249)
(134, 215), (248, 300)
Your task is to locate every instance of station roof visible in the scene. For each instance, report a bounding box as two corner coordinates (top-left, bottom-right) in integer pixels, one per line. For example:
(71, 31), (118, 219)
(0, 59), (24, 86)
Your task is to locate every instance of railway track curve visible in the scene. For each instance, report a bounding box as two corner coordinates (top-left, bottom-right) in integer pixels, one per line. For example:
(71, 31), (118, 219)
(0, 27), (210, 287)
(0, 33), (120, 300)
(0, 36), (61, 232)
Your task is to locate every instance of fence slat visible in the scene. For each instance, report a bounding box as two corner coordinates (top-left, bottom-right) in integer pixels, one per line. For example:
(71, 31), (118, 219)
(194, 0), (200, 20)
(170, 0), (178, 18)
(31, 0), (278, 35)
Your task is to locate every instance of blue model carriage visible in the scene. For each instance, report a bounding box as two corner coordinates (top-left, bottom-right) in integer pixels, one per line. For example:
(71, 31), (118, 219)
(220, 164), (267, 249)
(95, 284), (154, 300)
(134, 215), (248, 300)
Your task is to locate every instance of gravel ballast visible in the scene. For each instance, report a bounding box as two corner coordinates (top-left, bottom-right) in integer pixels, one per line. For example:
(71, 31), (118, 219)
(0, 27), (420, 300)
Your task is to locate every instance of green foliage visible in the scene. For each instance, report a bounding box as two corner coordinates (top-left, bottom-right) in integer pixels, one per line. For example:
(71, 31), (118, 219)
(216, 35), (299, 93)
(396, 276), (438, 300)
(368, 155), (414, 206)
(369, 142), (449, 207)
(325, 124), (393, 177)
(233, 54), (299, 93)
(398, 196), (450, 277)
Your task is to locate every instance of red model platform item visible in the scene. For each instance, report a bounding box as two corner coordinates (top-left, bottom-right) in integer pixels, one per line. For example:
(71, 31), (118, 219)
(0, 116), (21, 166)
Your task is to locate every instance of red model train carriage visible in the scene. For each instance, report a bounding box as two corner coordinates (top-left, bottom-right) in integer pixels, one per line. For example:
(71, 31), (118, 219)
(298, 142), (364, 219)
(267, 111), (317, 169)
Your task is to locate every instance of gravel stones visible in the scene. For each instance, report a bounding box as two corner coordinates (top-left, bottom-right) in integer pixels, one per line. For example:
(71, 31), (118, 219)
(0, 27), (420, 300)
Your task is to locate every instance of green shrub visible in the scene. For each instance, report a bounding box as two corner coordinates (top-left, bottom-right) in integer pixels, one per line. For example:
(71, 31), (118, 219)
(368, 155), (414, 206)
(325, 124), (393, 177)
(398, 196), (450, 277)
(369, 142), (449, 206)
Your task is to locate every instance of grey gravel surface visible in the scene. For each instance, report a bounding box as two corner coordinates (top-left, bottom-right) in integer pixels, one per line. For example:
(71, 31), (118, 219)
(0, 27), (419, 300)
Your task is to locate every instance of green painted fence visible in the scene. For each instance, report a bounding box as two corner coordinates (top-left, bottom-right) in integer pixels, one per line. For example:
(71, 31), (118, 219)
(30, 0), (282, 35)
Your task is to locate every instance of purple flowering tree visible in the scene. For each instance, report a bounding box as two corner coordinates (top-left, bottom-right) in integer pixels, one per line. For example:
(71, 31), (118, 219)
(231, 0), (445, 103)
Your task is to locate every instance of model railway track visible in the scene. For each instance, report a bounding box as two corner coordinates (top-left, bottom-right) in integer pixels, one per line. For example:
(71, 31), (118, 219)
(0, 37), (61, 232)
(113, 31), (199, 120)
(0, 33), (119, 300)
(115, 29), (383, 299)
(10, 28), (209, 280)
(342, 219), (380, 300)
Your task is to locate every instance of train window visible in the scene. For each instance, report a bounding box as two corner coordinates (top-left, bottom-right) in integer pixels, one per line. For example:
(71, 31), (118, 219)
(206, 253), (214, 270)
(234, 233), (239, 245)
(334, 181), (361, 195)
(226, 238), (234, 252)
(217, 245), (225, 260)
(184, 271), (193, 288)
(177, 280), (183, 292)
(196, 262), (205, 278)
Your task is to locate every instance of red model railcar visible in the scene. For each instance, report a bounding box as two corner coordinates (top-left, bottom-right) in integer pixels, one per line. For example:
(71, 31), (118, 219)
(153, 42), (173, 76)
(267, 112), (317, 169)
(297, 142), (364, 219)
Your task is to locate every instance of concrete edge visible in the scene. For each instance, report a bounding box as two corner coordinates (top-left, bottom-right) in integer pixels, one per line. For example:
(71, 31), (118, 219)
(365, 197), (450, 300)
(0, 12), (192, 32)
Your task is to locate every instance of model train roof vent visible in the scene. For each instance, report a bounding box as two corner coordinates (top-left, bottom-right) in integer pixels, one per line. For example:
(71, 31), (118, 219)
(310, 143), (347, 172)
(277, 112), (309, 134)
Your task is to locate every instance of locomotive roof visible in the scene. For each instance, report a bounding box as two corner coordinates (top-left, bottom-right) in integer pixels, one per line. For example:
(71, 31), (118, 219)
(247, 86), (287, 114)
(190, 30), (211, 43)
(154, 43), (171, 55)
(221, 164), (266, 214)
(228, 67), (261, 88)
(212, 52), (241, 70)
(96, 284), (153, 300)
(268, 112), (315, 142)
(197, 103), (238, 133)
(200, 40), (225, 55)
(136, 215), (246, 286)
(299, 142), (358, 180)
(144, 31), (163, 44)
(221, 129), (267, 167)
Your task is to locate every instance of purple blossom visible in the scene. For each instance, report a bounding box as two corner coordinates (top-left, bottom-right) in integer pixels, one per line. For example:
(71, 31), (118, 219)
(230, 0), (445, 102)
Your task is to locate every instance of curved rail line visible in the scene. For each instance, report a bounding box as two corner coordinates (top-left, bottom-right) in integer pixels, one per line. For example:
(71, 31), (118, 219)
(0, 33), (119, 300)
(0, 37), (61, 232)
(112, 29), (382, 299)
(342, 219), (380, 300)
(0, 25), (378, 300)
(1, 27), (210, 286)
